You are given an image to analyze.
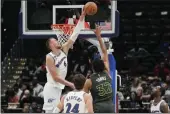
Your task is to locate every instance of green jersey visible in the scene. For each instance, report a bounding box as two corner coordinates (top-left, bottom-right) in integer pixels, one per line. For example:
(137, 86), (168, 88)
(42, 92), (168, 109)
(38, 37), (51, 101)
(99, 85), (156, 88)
(90, 71), (113, 103)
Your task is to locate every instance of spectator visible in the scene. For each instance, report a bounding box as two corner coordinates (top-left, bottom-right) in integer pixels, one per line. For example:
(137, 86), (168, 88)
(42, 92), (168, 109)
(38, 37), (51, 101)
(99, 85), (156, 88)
(22, 104), (30, 113)
(28, 82), (34, 96)
(131, 78), (143, 96)
(166, 59), (170, 69)
(15, 78), (23, 87)
(20, 89), (34, 108)
(6, 88), (19, 103)
(131, 77), (143, 107)
(38, 91), (44, 98)
(168, 45), (170, 56)
(35, 104), (43, 113)
(32, 79), (43, 97)
(34, 62), (46, 75)
(86, 70), (92, 78)
(117, 91), (124, 101)
(164, 75), (170, 107)
(20, 84), (27, 92)
(29, 102), (43, 113)
(29, 102), (37, 113)
(13, 84), (22, 98)
(154, 61), (170, 82)
(21, 66), (32, 82)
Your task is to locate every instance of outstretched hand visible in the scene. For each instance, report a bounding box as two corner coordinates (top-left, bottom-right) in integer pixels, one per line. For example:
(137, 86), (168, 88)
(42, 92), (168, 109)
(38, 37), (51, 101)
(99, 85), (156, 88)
(93, 24), (101, 38)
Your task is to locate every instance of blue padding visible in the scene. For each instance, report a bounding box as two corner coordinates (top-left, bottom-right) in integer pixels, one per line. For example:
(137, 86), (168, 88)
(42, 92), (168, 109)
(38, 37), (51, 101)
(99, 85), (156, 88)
(108, 53), (116, 112)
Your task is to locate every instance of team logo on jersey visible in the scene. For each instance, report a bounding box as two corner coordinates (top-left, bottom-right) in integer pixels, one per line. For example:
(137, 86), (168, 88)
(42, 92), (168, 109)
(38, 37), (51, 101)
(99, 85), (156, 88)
(56, 57), (66, 67)
(48, 98), (56, 103)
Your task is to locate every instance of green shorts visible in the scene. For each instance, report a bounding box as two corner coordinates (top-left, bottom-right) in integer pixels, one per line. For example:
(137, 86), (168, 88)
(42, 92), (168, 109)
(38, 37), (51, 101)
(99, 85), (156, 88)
(93, 101), (115, 113)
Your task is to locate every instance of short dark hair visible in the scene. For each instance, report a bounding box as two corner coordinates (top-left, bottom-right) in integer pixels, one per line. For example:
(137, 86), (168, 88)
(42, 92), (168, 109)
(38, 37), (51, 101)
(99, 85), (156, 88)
(92, 59), (105, 73)
(72, 74), (86, 90)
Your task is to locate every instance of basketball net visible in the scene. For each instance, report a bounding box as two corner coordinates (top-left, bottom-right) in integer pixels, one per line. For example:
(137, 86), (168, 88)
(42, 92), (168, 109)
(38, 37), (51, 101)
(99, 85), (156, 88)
(51, 17), (90, 46)
(51, 24), (75, 46)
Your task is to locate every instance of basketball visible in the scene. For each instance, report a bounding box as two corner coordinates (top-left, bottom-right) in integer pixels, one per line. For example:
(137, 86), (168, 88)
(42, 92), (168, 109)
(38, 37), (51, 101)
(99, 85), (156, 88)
(84, 2), (97, 15)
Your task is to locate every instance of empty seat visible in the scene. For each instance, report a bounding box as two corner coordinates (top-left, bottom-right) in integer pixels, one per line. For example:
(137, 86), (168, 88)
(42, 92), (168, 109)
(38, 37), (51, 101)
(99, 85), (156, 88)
(136, 26), (148, 32)
(162, 33), (170, 42)
(148, 33), (160, 42)
(147, 11), (160, 17)
(121, 18), (133, 24)
(135, 18), (148, 25)
(163, 25), (170, 32)
(136, 33), (148, 43)
(123, 26), (133, 32)
(120, 11), (134, 18)
(148, 18), (161, 25)
(160, 4), (170, 10)
(148, 25), (161, 32)
(151, 4), (160, 9)
(122, 33), (134, 42)
(161, 18), (170, 24)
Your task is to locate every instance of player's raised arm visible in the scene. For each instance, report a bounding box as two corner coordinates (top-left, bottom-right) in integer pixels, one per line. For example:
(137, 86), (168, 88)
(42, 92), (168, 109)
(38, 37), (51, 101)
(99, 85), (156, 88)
(83, 78), (92, 93)
(84, 93), (94, 113)
(62, 11), (86, 54)
(46, 55), (74, 89)
(93, 25), (110, 75)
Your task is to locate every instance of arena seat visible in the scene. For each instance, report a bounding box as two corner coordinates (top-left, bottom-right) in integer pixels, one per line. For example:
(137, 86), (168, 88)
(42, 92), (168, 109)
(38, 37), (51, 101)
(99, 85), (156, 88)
(122, 33), (134, 43)
(162, 33), (170, 42)
(148, 18), (161, 25)
(148, 33), (160, 42)
(164, 25), (170, 32)
(136, 33), (148, 43)
(148, 25), (160, 33)
(135, 18), (148, 26)
(161, 18), (170, 24)
(136, 26), (148, 33)
(120, 11), (134, 18)
(122, 26), (133, 32)
(121, 19), (132, 24)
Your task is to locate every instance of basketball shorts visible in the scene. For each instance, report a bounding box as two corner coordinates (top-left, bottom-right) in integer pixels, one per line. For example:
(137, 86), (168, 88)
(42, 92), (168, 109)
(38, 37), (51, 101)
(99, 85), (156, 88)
(93, 100), (115, 113)
(43, 82), (62, 113)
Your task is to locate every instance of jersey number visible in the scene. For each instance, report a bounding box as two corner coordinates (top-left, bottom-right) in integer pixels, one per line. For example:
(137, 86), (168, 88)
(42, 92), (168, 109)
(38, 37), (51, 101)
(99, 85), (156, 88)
(66, 103), (79, 113)
(96, 82), (112, 96)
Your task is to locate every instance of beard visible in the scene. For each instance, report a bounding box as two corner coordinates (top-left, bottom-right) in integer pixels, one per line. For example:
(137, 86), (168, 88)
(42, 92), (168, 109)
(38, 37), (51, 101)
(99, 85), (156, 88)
(55, 45), (61, 49)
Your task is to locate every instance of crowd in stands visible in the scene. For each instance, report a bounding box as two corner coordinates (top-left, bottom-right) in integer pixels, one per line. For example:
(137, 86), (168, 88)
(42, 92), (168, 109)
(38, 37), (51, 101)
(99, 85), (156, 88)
(117, 44), (170, 112)
(2, 0), (170, 112)
(2, 40), (95, 113)
(3, 38), (170, 113)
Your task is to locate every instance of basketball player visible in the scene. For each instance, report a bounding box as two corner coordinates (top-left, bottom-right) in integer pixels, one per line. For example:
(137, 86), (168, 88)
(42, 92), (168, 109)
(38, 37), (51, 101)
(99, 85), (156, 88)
(150, 86), (169, 113)
(83, 26), (114, 113)
(43, 11), (86, 113)
(53, 74), (94, 113)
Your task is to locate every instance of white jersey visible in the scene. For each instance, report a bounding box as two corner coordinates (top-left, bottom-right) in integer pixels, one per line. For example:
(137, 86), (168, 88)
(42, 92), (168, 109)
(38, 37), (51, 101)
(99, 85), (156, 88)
(150, 100), (164, 113)
(63, 91), (87, 113)
(46, 51), (67, 89)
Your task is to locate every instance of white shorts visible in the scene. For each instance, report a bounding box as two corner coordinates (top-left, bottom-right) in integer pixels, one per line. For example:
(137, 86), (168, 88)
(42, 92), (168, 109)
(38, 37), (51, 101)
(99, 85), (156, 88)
(43, 82), (62, 112)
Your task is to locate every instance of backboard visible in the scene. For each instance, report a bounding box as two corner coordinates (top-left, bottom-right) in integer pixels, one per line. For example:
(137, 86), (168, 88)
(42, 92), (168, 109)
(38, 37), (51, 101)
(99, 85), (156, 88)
(19, 0), (119, 39)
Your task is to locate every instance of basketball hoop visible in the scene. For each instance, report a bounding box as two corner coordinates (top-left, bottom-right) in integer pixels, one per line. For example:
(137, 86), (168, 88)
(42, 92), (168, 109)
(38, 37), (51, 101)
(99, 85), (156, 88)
(51, 24), (75, 45)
